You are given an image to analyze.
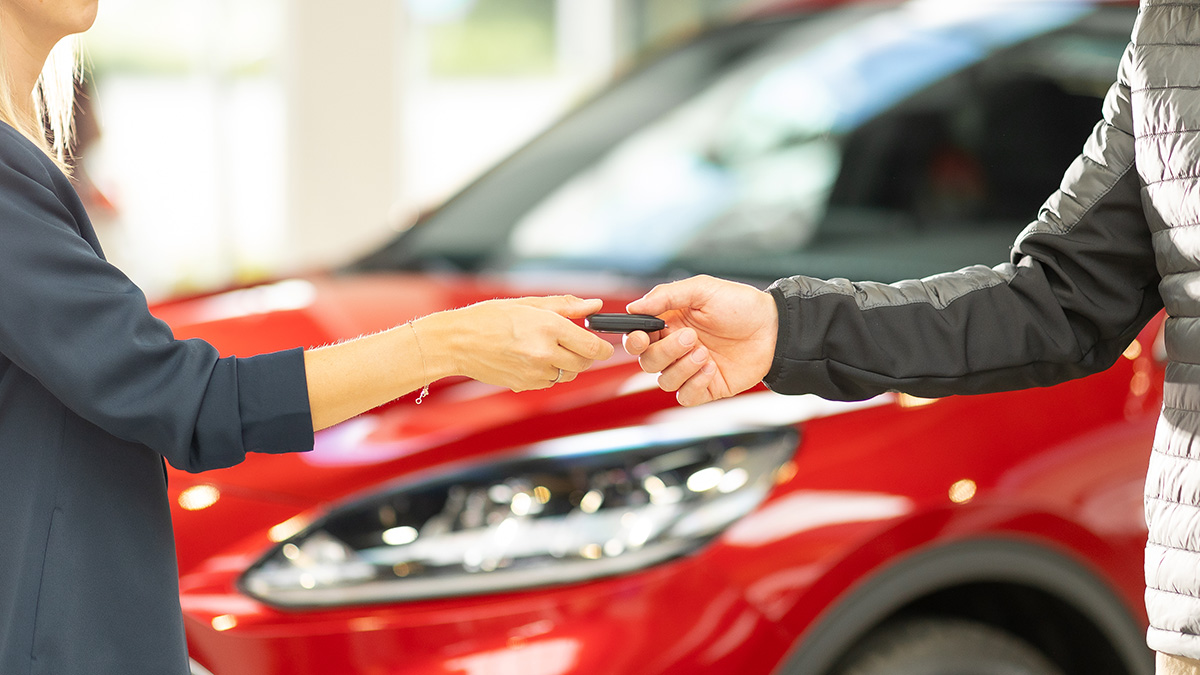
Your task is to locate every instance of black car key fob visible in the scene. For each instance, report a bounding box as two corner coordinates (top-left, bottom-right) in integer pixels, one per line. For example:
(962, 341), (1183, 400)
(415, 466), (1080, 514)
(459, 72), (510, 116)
(585, 313), (667, 334)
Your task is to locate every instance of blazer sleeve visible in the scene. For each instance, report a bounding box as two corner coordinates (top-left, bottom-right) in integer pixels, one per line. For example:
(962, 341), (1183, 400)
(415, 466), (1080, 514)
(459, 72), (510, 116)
(0, 128), (313, 472)
(763, 45), (1164, 401)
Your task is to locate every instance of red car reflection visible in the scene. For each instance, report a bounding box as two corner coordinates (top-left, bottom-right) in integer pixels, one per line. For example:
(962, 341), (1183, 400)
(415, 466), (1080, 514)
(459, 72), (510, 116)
(164, 1), (1155, 674)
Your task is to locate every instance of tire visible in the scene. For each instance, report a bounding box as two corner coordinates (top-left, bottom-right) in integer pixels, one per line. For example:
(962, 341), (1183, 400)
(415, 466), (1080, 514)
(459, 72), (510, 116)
(832, 617), (1066, 675)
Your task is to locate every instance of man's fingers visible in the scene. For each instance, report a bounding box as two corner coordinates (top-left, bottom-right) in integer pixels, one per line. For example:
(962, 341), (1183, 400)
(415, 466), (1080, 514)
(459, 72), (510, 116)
(636, 328), (698, 374)
(622, 330), (650, 356)
(655, 344), (710, 392)
(676, 362), (718, 407)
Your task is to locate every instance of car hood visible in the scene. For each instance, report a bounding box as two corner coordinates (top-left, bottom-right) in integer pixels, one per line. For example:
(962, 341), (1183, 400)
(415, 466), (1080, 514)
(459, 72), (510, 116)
(155, 272), (656, 505)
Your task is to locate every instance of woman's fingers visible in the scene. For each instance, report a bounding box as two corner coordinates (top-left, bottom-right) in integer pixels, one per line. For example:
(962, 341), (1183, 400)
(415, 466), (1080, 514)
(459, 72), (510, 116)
(443, 295), (623, 392)
(557, 323), (615, 362)
(496, 304), (608, 391)
(543, 345), (595, 387)
(509, 295), (615, 362)
(515, 294), (604, 319)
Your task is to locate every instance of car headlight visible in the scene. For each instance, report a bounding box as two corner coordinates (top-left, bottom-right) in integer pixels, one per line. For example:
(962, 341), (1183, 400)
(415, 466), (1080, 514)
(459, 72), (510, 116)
(241, 425), (798, 607)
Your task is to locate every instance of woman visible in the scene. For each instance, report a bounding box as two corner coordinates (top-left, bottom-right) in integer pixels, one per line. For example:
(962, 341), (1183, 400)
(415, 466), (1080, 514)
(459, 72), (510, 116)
(0, 2), (615, 674)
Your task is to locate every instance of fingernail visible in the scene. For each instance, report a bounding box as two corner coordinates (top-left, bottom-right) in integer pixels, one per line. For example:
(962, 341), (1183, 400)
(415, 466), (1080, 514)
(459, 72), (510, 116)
(690, 346), (708, 363)
(679, 330), (696, 347)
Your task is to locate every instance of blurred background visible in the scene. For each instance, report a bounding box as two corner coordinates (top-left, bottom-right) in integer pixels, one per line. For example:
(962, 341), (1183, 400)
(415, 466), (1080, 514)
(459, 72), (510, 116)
(78, 0), (759, 299)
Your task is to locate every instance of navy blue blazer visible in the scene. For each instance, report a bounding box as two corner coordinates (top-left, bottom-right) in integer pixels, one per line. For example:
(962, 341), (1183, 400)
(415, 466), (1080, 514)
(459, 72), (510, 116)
(0, 124), (314, 674)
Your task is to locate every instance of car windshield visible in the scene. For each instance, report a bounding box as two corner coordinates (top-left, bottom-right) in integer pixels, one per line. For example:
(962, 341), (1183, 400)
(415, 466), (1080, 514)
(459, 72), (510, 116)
(365, 1), (1132, 285)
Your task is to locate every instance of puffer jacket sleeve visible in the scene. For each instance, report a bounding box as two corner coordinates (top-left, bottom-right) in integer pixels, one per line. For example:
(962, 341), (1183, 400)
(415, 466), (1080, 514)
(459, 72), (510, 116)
(763, 44), (1163, 401)
(0, 125), (314, 472)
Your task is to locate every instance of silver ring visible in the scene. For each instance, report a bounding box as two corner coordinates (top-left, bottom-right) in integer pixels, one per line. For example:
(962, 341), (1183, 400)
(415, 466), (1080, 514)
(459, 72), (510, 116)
(551, 368), (563, 384)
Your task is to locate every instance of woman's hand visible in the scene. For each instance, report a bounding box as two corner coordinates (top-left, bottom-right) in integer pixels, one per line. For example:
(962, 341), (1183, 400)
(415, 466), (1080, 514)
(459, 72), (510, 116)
(304, 295), (615, 431)
(419, 295), (615, 391)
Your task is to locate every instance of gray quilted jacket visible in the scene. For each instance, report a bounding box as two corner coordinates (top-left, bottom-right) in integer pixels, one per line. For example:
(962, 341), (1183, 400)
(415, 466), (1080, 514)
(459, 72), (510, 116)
(762, 0), (1200, 658)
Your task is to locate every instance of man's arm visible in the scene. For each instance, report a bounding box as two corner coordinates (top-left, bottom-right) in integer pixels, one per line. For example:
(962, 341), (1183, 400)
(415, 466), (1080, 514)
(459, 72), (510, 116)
(626, 46), (1163, 404)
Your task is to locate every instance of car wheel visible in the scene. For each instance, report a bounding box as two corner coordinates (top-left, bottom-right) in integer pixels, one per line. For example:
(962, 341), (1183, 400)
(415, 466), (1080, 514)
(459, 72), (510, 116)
(832, 617), (1065, 675)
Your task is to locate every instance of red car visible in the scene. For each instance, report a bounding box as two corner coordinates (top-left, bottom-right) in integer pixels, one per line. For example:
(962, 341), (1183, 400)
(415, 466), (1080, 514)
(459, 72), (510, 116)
(164, 1), (1156, 673)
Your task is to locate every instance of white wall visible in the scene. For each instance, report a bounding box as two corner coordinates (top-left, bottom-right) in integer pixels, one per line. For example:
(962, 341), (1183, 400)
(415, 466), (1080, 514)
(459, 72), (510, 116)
(83, 0), (628, 297)
(281, 1), (406, 271)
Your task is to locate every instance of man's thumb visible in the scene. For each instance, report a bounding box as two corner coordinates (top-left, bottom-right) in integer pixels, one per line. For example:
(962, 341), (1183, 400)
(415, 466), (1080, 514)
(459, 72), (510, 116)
(627, 276), (710, 316)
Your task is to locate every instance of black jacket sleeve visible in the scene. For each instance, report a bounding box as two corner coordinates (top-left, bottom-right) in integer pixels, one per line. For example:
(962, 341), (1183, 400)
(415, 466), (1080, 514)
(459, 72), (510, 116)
(763, 47), (1164, 401)
(0, 124), (313, 471)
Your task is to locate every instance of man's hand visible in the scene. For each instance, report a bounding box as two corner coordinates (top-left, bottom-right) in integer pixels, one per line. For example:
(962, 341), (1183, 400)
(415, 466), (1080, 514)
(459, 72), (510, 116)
(622, 275), (778, 406)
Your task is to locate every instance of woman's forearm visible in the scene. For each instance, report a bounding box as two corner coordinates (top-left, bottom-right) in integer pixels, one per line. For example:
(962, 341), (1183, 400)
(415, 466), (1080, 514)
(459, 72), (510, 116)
(304, 317), (439, 431)
(303, 296), (614, 431)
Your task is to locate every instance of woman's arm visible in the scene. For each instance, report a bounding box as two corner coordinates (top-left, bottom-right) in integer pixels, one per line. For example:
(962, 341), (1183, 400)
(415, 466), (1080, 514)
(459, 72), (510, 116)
(304, 296), (614, 430)
(0, 124), (614, 466)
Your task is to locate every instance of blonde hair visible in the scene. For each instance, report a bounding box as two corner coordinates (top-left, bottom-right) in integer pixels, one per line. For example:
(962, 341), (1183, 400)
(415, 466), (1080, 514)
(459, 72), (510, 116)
(0, 36), (79, 171)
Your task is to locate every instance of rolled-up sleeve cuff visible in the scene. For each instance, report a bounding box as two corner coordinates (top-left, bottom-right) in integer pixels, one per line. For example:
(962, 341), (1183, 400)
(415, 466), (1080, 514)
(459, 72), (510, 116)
(237, 348), (314, 455)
